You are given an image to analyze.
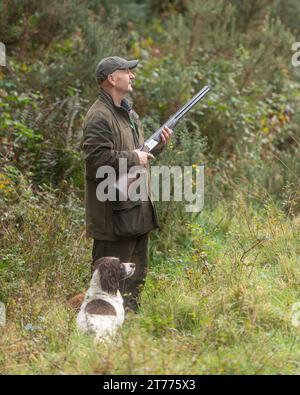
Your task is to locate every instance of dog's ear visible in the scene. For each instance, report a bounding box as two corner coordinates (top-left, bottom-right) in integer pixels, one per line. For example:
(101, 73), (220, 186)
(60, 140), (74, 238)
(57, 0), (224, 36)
(91, 257), (103, 275)
(98, 257), (121, 294)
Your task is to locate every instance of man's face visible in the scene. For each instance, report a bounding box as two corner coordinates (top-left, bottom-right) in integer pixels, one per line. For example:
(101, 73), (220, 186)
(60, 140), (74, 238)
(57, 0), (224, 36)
(110, 68), (135, 94)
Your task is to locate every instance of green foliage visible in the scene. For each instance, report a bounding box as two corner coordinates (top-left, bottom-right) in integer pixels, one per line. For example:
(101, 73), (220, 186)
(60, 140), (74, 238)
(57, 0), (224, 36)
(1, 0), (299, 204)
(0, 81), (84, 189)
(1, 195), (300, 373)
(1, 0), (300, 374)
(0, 166), (89, 302)
(271, 0), (300, 35)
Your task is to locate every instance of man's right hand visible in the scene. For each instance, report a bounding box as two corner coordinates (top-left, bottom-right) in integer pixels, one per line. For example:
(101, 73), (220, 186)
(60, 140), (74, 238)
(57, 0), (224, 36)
(134, 149), (155, 166)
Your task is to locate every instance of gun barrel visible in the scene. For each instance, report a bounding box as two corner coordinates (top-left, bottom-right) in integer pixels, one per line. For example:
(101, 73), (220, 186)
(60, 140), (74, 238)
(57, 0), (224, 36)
(170, 85), (210, 124)
(148, 85), (210, 143)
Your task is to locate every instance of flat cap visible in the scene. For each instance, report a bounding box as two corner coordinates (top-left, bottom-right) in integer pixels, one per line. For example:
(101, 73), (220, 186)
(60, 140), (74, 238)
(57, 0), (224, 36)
(95, 56), (138, 84)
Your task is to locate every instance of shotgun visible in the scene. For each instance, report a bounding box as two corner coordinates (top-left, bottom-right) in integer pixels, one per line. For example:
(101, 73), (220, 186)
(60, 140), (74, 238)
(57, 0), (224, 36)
(139, 85), (210, 153)
(115, 85), (210, 200)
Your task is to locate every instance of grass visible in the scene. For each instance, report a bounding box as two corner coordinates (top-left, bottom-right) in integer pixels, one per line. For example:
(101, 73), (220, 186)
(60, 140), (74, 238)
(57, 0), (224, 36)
(1, 182), (300, 374)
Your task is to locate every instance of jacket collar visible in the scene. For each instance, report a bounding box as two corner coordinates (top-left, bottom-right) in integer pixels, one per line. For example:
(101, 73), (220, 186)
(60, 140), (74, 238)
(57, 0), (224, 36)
(99, 87), (132, 113)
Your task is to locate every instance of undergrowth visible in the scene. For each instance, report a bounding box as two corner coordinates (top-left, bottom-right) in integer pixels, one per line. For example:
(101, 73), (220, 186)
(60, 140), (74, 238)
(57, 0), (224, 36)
(1, 181), (300, 374)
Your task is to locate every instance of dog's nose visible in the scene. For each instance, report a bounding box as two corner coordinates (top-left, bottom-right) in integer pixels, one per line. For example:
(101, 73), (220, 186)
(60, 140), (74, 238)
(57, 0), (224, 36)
(130, 263), (135, 269)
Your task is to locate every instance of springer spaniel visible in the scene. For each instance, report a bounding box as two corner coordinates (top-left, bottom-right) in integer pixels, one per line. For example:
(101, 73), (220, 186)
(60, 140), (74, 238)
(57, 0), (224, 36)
(76, 256), (135, 341)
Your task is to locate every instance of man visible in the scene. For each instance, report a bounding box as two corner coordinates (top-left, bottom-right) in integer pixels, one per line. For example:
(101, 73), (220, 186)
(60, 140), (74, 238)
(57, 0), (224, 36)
(82, 56), (172, 312)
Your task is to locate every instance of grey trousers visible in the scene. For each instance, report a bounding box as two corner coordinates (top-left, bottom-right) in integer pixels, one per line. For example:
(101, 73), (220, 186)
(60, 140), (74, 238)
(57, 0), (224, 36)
(92, 233), (149, 309)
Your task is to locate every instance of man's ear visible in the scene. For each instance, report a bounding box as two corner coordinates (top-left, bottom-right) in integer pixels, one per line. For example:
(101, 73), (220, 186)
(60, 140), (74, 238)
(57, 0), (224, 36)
(107, 73), (116, 87)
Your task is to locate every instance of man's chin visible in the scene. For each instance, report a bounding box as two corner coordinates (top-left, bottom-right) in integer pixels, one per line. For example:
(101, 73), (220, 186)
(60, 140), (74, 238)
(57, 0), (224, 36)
(119, 86), (133, 95)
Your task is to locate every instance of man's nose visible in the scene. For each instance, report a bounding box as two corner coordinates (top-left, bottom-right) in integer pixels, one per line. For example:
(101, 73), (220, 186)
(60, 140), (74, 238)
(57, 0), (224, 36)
(129, 70), (135, 79)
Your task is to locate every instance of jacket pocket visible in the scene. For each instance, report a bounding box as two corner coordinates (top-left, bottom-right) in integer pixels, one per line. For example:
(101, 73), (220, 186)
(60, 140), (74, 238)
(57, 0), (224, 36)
(112, 200), (145, 237)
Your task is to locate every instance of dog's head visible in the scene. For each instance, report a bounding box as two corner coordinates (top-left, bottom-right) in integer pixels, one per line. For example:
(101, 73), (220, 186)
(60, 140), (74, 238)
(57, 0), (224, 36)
(93, 257), (135, 295)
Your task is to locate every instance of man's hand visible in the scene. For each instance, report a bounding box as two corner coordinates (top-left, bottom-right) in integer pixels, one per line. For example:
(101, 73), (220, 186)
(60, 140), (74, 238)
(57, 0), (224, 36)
(160, 126), (173, 144)
(134, 126), (173, 165)
(134, 150), (155, 165)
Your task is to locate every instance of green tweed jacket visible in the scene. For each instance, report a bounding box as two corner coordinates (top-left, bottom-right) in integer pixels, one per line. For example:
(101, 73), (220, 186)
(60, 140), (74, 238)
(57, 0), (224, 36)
(82, 88), (159, 240)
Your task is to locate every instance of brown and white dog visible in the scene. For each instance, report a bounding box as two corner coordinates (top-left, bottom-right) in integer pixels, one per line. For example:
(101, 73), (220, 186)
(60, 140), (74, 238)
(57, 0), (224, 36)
(76, 257), (135, 341)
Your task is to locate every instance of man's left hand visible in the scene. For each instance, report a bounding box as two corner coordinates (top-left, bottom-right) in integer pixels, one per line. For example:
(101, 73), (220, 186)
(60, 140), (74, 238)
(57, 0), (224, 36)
(161, 126), (173, 144)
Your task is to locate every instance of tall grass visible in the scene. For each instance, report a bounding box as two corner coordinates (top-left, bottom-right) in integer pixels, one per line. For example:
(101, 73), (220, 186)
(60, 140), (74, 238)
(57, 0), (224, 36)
(1, 177), (300, 374)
